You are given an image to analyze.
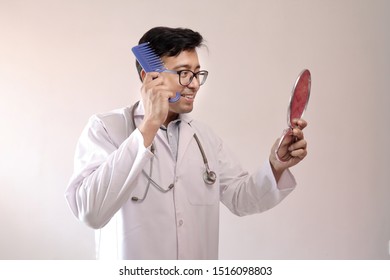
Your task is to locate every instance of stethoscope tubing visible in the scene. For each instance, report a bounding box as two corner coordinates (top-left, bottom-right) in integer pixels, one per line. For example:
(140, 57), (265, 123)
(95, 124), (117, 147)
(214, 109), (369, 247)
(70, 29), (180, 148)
(130, 101), (217, 202)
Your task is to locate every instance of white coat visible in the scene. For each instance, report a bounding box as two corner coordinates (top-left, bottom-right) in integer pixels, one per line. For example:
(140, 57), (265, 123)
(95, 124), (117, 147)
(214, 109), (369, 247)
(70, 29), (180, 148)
(65, 101), (296, 259)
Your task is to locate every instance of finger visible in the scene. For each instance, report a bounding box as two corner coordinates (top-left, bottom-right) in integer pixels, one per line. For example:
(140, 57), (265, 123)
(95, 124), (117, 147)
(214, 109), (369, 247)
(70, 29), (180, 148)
(142, 76), (166, 95)
(158, 89), (176, 100)
(292, 127), (304, 140)
(292, 118), (308, 130)
(144, 72), (161, 83)
(290, 148), (307, 159)
(288, 139), (307, 152)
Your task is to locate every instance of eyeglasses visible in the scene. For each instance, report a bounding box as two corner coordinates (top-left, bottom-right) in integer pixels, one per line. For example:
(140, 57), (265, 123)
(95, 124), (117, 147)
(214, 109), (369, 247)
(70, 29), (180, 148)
(165, 70), (209, 86)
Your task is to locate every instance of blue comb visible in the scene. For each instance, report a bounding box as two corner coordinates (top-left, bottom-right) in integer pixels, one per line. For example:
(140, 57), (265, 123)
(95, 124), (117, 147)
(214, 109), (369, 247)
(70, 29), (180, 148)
(132, 42), (181, 103)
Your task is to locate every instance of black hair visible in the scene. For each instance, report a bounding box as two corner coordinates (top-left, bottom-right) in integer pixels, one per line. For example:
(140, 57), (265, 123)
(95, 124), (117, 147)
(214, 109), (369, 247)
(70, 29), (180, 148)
(135, 27), (204, 80)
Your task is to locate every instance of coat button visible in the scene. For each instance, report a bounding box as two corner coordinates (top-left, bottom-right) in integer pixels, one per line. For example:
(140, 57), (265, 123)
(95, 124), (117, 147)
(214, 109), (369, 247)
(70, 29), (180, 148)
(178, 220), (184, 226)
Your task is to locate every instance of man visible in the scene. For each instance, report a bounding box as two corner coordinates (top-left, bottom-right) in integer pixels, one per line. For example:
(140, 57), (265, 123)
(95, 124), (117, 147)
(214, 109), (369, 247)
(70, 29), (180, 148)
(65, 27), (308, 259)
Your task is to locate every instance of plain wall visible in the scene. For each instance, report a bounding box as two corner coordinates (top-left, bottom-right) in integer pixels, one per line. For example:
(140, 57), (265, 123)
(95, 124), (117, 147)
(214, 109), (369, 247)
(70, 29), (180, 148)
(0, 0), (389, 259)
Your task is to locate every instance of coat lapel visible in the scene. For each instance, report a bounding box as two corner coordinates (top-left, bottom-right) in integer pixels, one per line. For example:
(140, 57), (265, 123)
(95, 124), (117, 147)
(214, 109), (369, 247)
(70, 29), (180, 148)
(177, 116), (195, 167)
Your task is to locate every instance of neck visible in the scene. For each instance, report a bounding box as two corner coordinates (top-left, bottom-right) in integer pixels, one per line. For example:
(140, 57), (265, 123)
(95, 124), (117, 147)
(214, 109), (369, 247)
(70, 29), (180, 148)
(163, 112), (179, 127)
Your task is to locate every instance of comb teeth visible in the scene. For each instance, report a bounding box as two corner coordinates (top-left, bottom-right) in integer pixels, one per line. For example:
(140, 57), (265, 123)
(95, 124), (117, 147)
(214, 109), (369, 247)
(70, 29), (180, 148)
(132, 42), (166, 72)
(131, 42), (181, 103)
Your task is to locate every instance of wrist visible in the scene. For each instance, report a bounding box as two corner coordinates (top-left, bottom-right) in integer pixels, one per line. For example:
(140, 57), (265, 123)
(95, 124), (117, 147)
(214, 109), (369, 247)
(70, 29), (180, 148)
(139, 119), (160, 147)
(270, 160), (286, 183)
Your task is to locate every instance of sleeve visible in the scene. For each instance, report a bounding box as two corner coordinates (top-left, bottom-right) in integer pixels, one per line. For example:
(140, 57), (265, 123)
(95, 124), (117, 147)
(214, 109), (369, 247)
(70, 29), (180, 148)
(65, 115), (153, 229)
(218, 140), (297, 217)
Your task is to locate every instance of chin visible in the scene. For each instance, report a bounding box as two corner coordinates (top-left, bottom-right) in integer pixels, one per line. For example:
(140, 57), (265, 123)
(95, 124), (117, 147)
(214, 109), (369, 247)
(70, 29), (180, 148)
(179, 105), (194, 114)
(170, 99), (194, 114)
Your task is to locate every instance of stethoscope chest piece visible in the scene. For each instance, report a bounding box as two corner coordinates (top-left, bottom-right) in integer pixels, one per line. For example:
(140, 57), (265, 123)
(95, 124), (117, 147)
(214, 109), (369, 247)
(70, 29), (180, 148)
(203, 170), (217, 185)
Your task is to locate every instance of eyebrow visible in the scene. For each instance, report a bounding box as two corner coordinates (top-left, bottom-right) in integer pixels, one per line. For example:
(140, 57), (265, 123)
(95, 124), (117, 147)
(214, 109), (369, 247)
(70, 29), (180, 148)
(172, 64), (201, 71)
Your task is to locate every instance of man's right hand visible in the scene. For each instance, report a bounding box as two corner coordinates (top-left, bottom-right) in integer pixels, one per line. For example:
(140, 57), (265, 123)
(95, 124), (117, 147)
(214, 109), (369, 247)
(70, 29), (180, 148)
(138, 72), (175, 147)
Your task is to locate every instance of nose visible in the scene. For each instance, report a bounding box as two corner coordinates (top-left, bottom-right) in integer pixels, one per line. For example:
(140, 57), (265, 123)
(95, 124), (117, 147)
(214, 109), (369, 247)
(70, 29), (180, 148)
(187, 74), (200, 89)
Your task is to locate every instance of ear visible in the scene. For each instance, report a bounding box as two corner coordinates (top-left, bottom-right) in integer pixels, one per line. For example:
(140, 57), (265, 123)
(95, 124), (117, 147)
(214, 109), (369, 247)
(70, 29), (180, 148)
(140, 69), (146, 82)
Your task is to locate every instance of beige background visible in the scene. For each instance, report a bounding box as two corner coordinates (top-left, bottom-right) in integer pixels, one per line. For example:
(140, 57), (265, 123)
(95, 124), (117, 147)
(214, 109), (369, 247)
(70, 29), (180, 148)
(1, 0), (389, 259)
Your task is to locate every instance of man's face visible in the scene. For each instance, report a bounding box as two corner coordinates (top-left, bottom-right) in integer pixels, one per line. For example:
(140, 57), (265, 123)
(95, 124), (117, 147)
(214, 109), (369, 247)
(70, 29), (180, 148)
(162, 49), (202, 115)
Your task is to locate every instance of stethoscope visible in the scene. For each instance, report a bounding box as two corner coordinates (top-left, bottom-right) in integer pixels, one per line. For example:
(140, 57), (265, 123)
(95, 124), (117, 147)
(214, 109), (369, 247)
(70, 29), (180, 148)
(130, 101), (217, 202)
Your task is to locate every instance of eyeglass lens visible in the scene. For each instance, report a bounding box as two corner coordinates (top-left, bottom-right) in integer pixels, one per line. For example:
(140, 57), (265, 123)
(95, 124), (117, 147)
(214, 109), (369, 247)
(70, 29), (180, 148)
(179, 70), (208, 86)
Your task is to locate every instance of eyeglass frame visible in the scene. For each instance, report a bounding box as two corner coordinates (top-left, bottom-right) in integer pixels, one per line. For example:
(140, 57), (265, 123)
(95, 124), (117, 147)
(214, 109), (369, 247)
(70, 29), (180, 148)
(164, 69), (209, 86)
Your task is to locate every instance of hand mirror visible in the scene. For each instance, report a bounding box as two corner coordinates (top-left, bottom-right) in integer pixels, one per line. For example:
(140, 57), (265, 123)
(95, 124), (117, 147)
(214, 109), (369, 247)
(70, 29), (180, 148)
(275, 69), (311, 162)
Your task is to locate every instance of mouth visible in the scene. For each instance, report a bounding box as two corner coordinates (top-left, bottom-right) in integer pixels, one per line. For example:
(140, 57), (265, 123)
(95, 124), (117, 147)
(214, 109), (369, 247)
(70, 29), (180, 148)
(180, 93), (195, 100)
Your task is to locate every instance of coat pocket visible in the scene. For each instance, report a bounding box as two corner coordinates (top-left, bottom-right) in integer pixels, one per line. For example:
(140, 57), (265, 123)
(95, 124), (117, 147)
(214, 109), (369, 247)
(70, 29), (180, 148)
(183, 158), (219, 206)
